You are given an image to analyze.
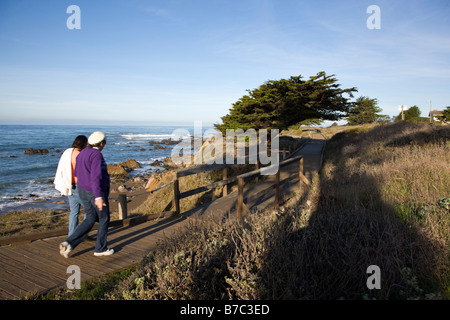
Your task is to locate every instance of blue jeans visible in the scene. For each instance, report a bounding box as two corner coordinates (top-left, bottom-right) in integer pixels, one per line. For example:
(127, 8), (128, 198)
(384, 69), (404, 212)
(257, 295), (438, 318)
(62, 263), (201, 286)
(66, 186), (110, 253)
(67, 186), (85, 237)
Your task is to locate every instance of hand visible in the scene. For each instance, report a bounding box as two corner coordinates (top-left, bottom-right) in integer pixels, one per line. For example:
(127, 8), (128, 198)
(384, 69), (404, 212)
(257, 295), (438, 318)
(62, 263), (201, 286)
(95, 198), (106, 211)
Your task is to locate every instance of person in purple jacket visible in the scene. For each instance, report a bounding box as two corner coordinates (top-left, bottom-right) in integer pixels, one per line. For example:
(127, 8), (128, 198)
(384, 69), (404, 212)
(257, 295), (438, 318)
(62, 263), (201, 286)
(59, 131), (114, 258)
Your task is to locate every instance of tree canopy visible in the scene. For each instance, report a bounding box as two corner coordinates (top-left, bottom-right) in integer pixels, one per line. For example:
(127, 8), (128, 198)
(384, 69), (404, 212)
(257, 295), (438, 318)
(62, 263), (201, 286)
(215, 72), (357, 133)
(347, 96), (385, 125)
(436, 106), (450, 123)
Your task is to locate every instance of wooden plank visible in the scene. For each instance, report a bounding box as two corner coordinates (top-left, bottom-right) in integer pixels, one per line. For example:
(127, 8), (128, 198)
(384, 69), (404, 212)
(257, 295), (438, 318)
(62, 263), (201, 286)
(280, 154), (303, 167)
(0, 256), (51, 291)
(118, 194), (128, 220)
(110, 219), (179, 243)
(237, 177), (244, 219)
(37, 236), (120, 273)
(0, 243), (65, 276)
(0, 244), (70, 282)
(0, 278), (24, 299)
(0, 244), (66, 281)
(25, 239), (104, 278)
(106, 226), (159, 257)
(223, 167), (228, 196)
(173, 177), (180, 215)
(0, 249), (64, 290)
(38, 238), (124, 273)
(0, 284), (19, 300)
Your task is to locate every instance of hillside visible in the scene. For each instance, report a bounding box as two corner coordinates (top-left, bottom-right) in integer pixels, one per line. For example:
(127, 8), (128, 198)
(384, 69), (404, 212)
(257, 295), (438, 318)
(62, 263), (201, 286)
(104, 122), (449, 299)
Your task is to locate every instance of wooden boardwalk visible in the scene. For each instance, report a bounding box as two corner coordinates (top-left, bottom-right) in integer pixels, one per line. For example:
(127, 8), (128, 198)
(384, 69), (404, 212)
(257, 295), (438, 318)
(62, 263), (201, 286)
(0, 136), (325, 299)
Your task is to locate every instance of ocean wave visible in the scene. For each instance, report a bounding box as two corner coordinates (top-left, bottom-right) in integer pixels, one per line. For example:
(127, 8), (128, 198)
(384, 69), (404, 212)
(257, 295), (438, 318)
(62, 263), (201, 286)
(120, 133), (189, 140)
(0, 182), (61, 214)
(138, 157), (166, 165)
(0, 177), (59, 199)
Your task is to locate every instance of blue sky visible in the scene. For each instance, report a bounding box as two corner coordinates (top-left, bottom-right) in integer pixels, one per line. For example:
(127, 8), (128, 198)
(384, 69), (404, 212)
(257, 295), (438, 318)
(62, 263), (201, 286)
(0, 0), (449, 126)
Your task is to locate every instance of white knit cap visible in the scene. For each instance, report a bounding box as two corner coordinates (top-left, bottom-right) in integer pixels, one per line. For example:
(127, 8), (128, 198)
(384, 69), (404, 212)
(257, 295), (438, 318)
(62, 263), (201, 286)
(88, 131), (106, 145)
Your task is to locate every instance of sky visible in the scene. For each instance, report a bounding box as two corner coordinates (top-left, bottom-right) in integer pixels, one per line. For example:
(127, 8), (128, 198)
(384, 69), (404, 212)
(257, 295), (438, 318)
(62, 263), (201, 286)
(0, 0), (449, 126)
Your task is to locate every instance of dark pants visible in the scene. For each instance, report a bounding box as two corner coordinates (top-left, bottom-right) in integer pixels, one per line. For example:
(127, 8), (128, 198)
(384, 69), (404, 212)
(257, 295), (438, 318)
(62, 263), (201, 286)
(66, 186), (110, 253)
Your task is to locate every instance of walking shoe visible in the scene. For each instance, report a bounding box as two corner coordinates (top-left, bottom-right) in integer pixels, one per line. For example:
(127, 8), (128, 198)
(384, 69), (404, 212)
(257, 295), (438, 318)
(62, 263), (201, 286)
(94, 248), (114, 256)
(59, 241), (72, 259)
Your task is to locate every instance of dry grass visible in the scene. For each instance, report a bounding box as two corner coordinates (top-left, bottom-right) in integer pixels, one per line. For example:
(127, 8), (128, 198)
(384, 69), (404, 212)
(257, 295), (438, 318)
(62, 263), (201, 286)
(0, 206), (124, 238)
(135, 164), (258, 215)
(0, 209), (75, 237)
(106, 122), (449, 300)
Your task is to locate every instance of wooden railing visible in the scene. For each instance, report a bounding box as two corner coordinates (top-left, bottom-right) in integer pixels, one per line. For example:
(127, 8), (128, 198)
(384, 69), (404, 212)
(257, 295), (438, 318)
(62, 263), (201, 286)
(235, 154), (310, 218)
(117, 143), (310, 220)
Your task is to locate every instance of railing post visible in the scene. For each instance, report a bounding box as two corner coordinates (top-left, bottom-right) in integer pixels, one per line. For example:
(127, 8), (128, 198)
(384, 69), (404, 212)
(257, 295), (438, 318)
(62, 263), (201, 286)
(222, 167), (228, 197)
(299, 157), (304, 194)
(173, 172), (180, 215)
(274, 166), (280, 209)
(118, 194), (128, 220)
(237, 177), (244, 219)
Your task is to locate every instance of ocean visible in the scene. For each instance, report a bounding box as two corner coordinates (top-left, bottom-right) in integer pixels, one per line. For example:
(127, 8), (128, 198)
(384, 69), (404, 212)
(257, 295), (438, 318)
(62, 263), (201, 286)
(0, 124), (213, 213)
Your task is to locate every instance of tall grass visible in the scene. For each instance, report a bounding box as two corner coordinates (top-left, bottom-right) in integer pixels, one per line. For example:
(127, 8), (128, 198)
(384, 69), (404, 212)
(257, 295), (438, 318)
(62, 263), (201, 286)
(107, 122), (449, 300)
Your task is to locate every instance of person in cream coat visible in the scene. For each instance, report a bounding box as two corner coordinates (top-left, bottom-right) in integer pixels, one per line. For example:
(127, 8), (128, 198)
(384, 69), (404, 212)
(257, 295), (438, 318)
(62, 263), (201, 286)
(54, 135), (88, 236)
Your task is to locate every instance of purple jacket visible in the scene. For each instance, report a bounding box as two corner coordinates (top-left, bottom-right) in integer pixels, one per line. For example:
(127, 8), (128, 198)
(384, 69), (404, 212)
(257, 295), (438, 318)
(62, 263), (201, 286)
(74, 147), (110, 198)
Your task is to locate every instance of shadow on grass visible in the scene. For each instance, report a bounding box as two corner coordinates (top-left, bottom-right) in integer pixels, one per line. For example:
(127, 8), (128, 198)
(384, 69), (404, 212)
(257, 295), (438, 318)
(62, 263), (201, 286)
(257, 125), (448, 299)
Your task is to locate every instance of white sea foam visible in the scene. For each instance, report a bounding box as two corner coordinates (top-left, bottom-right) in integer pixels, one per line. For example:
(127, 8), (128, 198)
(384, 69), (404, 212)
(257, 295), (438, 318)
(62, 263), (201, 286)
(120, 133), (187, 140)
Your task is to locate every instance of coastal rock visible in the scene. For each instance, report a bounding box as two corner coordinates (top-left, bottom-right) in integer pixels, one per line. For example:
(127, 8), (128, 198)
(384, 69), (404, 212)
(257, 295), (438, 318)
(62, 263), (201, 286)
(107, 164), (131, 178)
(24, 148), (49, 155)
(150, 159), (164, 167)
(149, 156), (180, 170)
(107, 159), (143, 182)
(118, 185), (131, 192)
(160, 138), (181, 145)
(145, 171), (176, 191)
(153, 144), (169, 150)
(145, 176), (159, 191)
(118, 159), (142, 171)
(149, 138), (181, 146)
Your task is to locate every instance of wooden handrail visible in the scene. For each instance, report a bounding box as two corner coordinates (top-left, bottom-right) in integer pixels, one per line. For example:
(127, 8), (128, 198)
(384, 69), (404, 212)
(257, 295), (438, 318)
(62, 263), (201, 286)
(236, 155), (310, 218)
(119, 140), (310, 217)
